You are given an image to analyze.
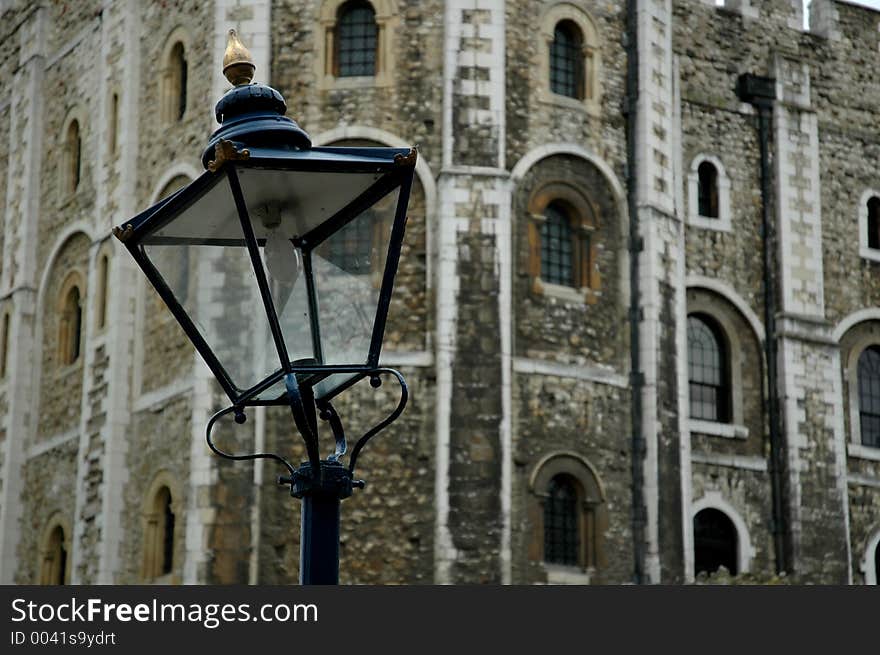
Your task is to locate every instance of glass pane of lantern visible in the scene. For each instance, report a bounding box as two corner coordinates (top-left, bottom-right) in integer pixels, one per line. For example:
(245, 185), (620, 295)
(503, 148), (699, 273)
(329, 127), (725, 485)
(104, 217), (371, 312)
(309, 186), (400, 398)
(235, 167), (384, 240)
(141, 174), (307, 392)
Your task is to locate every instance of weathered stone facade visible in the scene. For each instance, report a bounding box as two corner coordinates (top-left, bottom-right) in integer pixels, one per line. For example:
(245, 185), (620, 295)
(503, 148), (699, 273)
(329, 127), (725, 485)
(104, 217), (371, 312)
(1, 0), (880, 586)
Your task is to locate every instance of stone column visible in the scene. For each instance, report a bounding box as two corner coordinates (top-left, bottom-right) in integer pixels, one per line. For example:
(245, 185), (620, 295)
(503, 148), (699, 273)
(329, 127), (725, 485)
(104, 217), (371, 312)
(772, 53), (851, 583)
(633, 0), (688, 583)
(435, 0), (510, 584)
(0, 6), (48, 583)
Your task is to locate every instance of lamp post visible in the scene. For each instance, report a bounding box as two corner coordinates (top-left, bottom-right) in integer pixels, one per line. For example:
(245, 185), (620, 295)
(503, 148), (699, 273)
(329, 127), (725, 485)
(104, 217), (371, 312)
(113, 30), (417, 584)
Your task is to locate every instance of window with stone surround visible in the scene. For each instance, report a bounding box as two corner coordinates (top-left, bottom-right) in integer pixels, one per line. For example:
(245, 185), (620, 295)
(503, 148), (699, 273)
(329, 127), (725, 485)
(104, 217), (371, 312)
(58, 273), (84, 367)
(64, 118), (81, 196)
(687, 314), (731, 423)
(336, 1), (378, 77)
(693, 508), (738, 577)
(142, 475), (180, 583)
(317, 0), (396, 90)
(698, 162), (719, 218)
(527, 183), (600, 301)
(686, 288), (757, 440)
(857, 190), (880, 262)
(550, 21), (584, 99)
(858, 346), (880, 448)
(38, 518), (70, 585)
(160, 32), (189, 124)
(529, 453), (606, 583)
(538, 5), (599, 114)
(687, 155), (730, 231)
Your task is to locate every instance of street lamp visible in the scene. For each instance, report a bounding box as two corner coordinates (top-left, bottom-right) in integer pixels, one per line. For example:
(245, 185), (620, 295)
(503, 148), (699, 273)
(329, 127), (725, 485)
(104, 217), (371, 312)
(113, 30), (417, 584)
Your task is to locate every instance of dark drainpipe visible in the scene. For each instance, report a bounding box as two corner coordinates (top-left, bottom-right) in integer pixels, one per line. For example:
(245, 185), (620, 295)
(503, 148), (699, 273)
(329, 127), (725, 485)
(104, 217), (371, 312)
(625, 0), (646, 584)
(736, 73), (788, 575)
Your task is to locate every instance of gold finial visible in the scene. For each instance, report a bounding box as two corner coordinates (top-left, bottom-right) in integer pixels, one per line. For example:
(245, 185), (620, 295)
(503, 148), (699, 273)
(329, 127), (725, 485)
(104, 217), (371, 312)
(223, 29), (255, 86)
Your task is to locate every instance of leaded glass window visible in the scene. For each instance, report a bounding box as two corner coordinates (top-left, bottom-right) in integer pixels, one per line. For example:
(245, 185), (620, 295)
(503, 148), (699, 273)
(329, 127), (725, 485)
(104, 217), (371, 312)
(868, 197), (880, 250)
(337, 1), (377, 77)
(688, 315), (729, 422)
(858, 346), (880, 448)
(541, 203), (574, 286)
(326, 213), (375, 275)
(698, 162), (719, 218)
(544, 475), (579, 566)
(550, 21), (583, 99)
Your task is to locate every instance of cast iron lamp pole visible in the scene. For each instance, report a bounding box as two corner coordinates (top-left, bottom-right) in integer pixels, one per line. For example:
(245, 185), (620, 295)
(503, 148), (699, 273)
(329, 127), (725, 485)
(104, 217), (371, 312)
(114, 30), (416, 585)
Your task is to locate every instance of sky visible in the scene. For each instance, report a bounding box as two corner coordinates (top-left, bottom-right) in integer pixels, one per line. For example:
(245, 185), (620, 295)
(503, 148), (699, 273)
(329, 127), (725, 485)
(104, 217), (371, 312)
(714, 1), (880, 15)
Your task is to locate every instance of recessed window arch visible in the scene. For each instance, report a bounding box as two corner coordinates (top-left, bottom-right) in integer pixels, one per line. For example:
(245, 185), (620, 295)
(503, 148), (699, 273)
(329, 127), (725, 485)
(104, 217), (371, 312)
(108, 91), (119, 156)
(142, 474), (181, 582)
(550, 21), (584, 99)
(0, 310), (9, 380)
(687, 313), (731, 423)
(527, 182), (600, 299)
(160, 31), (189, 124)
(63, 117), (82, 196)
(317, 0), (396, 89)
(539, 5), (600, 112)
(859, 190), (880, 262)
(529, 453), (607, 582)
(39, 517), (71, 585)
(95, 251), (110, 330)
(693, 508), (738, 577)
(863, 527), (880, 584)
(57, 273), (85, 366)
(698, 161), (719, 218)
(857, 346), (880, 448)
(688, 155), (731, 231)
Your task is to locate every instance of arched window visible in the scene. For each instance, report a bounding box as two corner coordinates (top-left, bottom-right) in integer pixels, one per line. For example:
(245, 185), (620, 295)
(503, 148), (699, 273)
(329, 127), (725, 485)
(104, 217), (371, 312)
(858, 346), (880, 448)
(335, 1), (377, 77)
(875, 542), (880, 585)
(540, 203), (575, 286)
(0, 311), (9, 380)
(530, 453), (605, 580)
(65, 119), (81, 195)
(544, 475), (580, 566)
(528, 187), (599, 295)
(550, 21), (584, 99)
(163, 41), (187, 123)
(144, 484), (176, 580)
(693, 508), (738, 576)
(687, 314), (730, 422)
(867, 197), (880, 250)
(108, 92), (119, 156)
(697, 162), (719, 218)
(39, 524), (68, 585)
(59, 281), (83, 366)
(96, 254), (109, 330)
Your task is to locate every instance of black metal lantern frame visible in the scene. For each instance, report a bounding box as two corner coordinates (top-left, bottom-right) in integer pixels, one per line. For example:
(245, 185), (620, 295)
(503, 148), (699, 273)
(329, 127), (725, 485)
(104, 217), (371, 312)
(116, 144), (416, 476)
(114, 30), (420, 583)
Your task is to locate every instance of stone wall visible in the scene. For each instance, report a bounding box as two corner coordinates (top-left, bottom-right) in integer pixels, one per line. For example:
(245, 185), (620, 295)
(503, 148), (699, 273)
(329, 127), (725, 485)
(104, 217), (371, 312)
(116, 394), (192, 584)
(37, 233), (91, 440)
(256, 367), (436, 584)
(14, 439), (78, 584)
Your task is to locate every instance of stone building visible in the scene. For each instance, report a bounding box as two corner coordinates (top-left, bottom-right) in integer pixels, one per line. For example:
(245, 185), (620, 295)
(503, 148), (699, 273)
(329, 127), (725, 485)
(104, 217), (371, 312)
(0, 0), (878, 585)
